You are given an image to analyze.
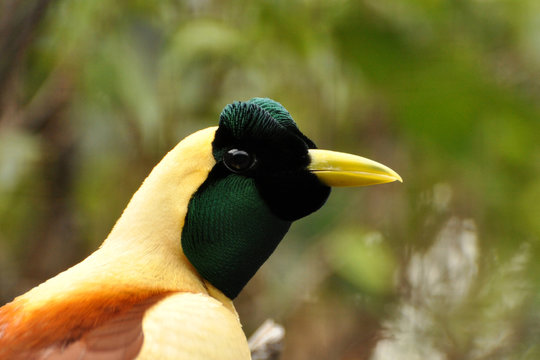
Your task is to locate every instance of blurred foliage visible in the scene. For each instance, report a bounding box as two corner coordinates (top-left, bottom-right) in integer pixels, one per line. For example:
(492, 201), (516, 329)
(1, 0), (540, 359)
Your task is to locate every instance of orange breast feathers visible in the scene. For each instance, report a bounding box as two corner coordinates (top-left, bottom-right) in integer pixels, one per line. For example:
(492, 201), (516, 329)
(0, 288), (170, 359)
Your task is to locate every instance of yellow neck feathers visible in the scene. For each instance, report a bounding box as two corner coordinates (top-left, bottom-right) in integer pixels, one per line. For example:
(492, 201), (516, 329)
(19, 127), (222, 307)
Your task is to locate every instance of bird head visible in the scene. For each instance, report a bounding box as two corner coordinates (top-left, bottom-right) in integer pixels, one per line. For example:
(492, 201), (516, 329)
(180, 98), (401, 299)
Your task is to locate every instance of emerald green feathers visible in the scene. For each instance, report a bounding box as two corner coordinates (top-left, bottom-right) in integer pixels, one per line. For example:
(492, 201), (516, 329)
(183, 98), (330, 298)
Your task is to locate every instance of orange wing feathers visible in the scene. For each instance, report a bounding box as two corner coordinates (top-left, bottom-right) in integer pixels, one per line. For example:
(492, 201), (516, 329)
(0, 288), (170, 359)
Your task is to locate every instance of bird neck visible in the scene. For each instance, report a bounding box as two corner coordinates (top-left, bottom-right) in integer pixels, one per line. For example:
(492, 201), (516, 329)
(96, 127), (218, 292)
(182, 172), (292, 299)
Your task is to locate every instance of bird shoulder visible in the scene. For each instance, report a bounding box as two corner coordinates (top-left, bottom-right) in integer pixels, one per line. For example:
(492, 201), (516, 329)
(0, 287), (170, 359)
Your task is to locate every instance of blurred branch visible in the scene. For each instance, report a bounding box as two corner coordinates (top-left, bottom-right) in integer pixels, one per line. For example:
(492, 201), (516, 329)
(249, 319), (285, 360)
(19, 87), (80, 289)
(0, 0), (55, 98)
(0, 0), (68, 135)
(22, 68), (74, 133)
(0, 0), (78, 291)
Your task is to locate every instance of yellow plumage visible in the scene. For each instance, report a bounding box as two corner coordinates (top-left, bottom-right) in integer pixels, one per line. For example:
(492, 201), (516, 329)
(0, 99), (401, 359)
(0, 127), (253, 359)
(140, 293), (250, 359)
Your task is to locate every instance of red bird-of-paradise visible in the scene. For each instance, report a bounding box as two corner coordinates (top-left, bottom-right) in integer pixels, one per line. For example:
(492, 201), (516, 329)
(0, 99), (401, 359)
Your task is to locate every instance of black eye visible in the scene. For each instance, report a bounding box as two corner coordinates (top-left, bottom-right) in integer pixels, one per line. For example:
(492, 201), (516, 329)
(223, 149), (256, 173)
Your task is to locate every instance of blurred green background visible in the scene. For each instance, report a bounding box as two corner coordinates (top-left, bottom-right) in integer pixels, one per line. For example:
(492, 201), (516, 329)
(1, 0), (539, 359)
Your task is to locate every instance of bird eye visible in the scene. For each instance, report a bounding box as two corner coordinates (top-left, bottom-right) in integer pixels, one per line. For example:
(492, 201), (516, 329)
(223, 149), (256, 173)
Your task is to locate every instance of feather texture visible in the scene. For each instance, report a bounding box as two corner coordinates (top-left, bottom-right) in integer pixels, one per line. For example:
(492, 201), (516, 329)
(0, 288), (168, 359)
(0, 127), (249, 359)
(138, 293), (250, 359)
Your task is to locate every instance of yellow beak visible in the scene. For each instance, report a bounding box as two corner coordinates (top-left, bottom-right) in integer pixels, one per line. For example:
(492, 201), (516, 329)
(308, 149), (403, 187)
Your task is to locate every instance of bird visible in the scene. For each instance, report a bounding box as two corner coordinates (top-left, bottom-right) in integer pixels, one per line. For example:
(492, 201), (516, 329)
(0, 98), (401, 360)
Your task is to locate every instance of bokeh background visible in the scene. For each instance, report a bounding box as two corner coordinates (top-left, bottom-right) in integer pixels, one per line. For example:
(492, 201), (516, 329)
(1, 1), (540, 359)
